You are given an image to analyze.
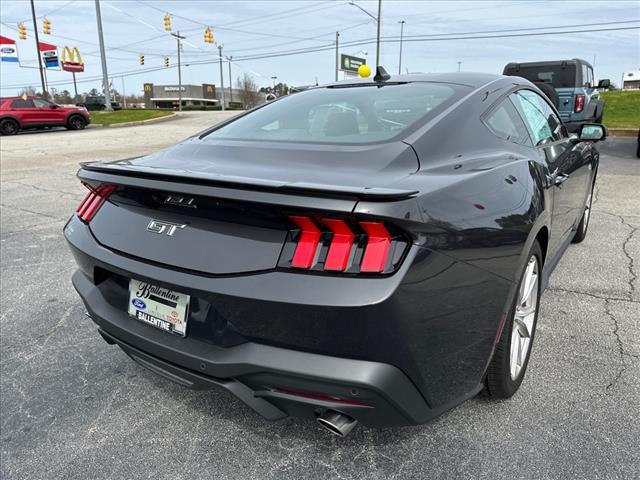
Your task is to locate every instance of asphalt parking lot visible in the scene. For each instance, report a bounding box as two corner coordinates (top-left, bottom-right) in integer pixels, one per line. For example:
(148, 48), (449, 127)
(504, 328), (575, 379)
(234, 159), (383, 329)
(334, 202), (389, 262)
(1, 112), (638, 480)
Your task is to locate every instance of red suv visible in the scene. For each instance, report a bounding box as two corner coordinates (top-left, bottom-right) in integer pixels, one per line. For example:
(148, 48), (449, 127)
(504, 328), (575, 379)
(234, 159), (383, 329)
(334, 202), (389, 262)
(0, 97), (91, 135)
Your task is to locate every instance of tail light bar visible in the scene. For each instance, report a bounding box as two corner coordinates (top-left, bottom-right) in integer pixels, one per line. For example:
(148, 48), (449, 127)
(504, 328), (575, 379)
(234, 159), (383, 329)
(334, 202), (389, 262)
(281, 215), (408, 275)
(574, 94), (585, 113)
(76, 183), (116, 222)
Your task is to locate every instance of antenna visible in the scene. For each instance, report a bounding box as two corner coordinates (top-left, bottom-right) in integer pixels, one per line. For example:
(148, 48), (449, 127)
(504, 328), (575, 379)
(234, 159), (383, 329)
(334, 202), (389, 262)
(373, 66), (390, 83)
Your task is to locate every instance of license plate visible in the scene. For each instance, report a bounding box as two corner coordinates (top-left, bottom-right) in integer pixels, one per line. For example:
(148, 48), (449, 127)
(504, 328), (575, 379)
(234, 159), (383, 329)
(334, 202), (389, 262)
(128, 279), (190, 336)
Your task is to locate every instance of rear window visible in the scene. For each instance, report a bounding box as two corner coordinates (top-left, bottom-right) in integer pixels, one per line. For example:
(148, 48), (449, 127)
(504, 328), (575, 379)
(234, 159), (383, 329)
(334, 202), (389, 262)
(504, 65), (577, 88)
(203, 82), (468, 144)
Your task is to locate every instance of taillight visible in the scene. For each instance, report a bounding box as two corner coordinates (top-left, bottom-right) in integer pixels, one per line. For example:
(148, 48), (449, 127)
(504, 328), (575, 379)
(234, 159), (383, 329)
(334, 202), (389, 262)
(574, 94), (585, 113)
(76, 183), (116, 222)
(281, 215), (408, 275)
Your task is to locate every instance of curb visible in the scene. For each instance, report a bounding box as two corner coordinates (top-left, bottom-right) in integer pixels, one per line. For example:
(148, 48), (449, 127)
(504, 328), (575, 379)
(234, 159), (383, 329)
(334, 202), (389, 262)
(608, 128), (639, 138)
(90, 112), (178, 128)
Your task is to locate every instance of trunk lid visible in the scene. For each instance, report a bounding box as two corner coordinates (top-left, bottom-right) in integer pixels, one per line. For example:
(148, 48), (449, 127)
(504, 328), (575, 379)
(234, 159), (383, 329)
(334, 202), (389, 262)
(82, 139), (418, 275)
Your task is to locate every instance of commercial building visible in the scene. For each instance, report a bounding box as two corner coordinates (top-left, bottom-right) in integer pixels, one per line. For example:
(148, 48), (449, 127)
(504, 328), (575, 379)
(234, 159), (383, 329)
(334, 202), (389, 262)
(621, 71), (640, 90)
(143, 83), (218, 108)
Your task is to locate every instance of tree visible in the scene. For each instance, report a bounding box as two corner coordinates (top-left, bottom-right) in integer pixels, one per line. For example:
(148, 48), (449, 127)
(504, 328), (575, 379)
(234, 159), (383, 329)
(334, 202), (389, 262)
(236, 73), (260, 108)
(53, 89), (73, 104)
(18, 86), (37, 96)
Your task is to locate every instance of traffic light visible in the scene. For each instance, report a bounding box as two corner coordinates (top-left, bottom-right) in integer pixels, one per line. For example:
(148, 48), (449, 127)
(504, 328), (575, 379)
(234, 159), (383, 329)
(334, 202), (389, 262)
(163, 57), (169, 67)
(139, 54), (144, 65)
(204, 27), (214, 44)
(42, 18), (51, 35)
(163, 14), (171, 31)
(18, 23), (26, 40)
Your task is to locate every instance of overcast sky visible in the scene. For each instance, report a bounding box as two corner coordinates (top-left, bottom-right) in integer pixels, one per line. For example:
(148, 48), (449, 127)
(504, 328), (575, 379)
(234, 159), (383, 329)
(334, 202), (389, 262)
(1, 0), (638, 97)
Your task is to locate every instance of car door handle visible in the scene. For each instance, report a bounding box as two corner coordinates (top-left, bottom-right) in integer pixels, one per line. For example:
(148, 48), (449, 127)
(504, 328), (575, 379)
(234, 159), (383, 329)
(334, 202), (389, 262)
(548, 170), (570, 187)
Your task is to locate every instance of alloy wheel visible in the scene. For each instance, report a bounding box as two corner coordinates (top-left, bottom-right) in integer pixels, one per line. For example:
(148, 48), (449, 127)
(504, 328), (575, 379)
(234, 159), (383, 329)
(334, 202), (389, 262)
(1, 121), (18, 135)
(510, 255), (539, 380)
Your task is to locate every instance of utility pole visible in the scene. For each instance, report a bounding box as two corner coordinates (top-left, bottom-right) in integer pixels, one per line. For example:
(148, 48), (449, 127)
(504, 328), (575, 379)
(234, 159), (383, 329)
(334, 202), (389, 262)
(121, 76), (126, 108)
(227, 56), (233, 103)
(375, 0), (382, 68)
(398, 20), (405, 75)
(94, 0), (113, 111)
(172, 32), (185, 111)
(335, 31), (340, 81)
(218, 44), (225, 111)
(29, 0), (47, 97)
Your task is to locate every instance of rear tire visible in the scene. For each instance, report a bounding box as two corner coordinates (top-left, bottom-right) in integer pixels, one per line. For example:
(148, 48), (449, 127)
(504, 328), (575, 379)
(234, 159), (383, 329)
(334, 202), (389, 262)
(572, 178), (595, 243)
(536, 83), (560, 109)
(485, 241), (542, 398)
(0, 118), (20, 136)
(66, 115), (86, 130)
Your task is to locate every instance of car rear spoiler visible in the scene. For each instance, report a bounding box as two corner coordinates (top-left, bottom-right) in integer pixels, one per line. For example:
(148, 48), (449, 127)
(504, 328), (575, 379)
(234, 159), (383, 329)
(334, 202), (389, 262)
(78, 162), (419, 211)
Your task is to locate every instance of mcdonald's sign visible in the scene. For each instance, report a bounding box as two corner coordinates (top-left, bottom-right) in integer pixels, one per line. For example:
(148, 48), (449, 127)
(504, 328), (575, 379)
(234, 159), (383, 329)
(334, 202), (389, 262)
(61, 46), (84, 72)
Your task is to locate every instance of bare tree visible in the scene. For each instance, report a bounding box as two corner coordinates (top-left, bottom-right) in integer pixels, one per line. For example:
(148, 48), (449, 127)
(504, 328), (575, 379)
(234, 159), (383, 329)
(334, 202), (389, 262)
(18, 86), (37, 97)
(236, 73), (260, 109)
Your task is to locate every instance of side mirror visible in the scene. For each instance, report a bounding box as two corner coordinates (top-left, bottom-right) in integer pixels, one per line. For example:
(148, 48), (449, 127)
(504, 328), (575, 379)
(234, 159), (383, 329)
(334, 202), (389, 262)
(597, 79), (610, 89)
(50, 104), (59, 109)
(578, 123), (607, 142)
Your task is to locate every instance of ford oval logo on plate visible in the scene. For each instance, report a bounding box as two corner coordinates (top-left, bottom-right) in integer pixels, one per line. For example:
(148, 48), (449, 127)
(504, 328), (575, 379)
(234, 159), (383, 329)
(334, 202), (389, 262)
(132, 298), (146, 309)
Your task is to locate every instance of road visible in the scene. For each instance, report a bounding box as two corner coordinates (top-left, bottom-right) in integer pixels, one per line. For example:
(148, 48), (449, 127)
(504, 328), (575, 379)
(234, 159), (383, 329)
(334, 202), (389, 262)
(1, 112), (638, 480)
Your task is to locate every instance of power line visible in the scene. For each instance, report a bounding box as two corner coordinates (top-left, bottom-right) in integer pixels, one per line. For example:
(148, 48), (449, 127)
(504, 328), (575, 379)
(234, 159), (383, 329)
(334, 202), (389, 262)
(4, 23), (638, 91)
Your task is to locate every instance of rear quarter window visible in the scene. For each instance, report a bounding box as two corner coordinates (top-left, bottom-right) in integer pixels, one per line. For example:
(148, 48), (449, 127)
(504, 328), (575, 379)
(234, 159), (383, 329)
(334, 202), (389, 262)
(483, 99), (532, 146)
(202, 82), (470, 145)
(10, 99), (35, 108)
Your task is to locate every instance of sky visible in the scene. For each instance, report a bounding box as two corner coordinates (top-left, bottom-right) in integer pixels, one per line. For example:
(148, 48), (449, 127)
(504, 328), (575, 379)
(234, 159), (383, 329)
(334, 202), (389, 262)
(0, 0), (639, 97)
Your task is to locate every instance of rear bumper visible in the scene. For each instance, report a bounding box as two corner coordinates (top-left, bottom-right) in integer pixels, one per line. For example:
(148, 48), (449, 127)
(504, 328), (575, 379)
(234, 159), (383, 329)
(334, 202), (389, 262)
(73, 269), (442, 427)
(65, 213), (512, 426)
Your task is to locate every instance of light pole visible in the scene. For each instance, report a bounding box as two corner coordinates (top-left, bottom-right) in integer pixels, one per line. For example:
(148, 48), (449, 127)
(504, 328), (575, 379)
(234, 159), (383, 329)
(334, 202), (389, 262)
(349, 0), (382, 68)
(218, 44), (225, 111)
(335, 31), (340, 81)
(171, 32), (185, 111)
(457, 61), (462, 72)
(271, 76), (277, 90)
(228, 56), (233, 104)
(398, 20), (405, 75)
(94, 0), (113, 111)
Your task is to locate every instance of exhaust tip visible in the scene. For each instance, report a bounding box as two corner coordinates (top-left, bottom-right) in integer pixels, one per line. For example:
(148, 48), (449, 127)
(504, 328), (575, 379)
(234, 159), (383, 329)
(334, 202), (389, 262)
(316, 410), (358, 437)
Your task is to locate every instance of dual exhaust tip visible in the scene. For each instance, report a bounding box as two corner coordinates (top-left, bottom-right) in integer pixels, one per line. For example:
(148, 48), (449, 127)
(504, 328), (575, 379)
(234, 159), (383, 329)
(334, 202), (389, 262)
(316, 410), (358, 437)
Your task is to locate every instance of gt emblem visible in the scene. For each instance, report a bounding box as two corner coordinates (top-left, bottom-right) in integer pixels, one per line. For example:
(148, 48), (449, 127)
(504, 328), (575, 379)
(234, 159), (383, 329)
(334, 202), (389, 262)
(146, 219), (186, 237)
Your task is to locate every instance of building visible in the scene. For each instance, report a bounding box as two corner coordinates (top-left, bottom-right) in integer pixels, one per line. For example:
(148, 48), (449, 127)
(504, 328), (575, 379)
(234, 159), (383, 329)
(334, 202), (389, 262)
(622, 71), (640, 90)
(143, 83), (218, 108)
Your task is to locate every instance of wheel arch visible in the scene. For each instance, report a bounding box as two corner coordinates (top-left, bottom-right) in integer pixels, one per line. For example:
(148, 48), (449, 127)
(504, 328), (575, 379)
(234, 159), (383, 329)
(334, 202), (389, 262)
(0, 115), (21, 126)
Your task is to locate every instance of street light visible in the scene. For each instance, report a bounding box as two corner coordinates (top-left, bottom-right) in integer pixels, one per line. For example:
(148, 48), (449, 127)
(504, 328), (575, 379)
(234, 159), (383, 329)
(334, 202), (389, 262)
(457, 61), (462, 72)
(271, 76), (278, 88)
(398, 20), (405, 75)
(349, 0), (382, 68)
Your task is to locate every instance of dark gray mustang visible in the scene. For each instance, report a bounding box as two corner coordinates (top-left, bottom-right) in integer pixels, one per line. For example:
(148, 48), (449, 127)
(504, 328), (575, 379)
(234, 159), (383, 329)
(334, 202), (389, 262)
(65, 69), (606, 436)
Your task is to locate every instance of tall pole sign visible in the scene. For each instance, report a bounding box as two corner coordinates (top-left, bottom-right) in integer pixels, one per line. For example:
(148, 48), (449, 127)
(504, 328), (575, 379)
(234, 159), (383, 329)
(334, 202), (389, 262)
(29, 0), (47, 96)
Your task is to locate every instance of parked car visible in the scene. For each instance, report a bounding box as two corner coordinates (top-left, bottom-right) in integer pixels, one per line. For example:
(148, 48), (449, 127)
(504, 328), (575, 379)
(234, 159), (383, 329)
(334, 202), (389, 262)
(78, 95), (122, 111)
(503, 58), (610, 132)
(65, 69), (606, 436)
(0, 97), (90, 135)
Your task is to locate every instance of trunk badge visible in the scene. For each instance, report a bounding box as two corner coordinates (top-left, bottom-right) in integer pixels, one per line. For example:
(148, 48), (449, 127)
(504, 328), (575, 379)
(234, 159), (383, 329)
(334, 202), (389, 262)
(146, 219), (187, 237)
(165, 195), (197, 208)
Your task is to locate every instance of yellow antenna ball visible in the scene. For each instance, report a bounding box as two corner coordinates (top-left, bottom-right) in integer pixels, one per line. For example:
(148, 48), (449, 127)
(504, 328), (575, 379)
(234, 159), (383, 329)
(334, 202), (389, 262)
(358, 64), (371, 78)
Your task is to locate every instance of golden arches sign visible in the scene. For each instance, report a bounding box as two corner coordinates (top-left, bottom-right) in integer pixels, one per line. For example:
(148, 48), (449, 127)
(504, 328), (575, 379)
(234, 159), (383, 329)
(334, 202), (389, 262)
(61, 46), (84, 72)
